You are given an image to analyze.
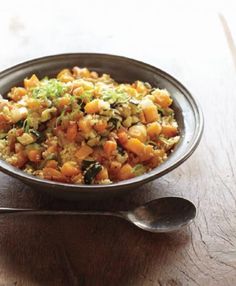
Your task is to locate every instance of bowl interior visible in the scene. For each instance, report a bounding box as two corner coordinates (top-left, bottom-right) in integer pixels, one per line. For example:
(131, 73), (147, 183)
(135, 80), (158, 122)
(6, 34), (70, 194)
(0, 54), (203, 194)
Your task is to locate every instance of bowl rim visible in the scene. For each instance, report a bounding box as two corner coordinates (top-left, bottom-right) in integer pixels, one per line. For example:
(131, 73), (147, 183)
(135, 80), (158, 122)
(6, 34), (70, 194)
(0, 53), (204, 192)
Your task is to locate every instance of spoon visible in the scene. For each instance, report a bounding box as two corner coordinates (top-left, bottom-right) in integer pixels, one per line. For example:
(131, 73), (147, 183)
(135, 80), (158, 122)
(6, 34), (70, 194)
(0, 197), (196, 233)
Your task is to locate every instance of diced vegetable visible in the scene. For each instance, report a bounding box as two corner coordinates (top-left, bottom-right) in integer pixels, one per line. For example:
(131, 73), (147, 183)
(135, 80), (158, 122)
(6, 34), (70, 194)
(117, 131), (128, 145)
(45, 160), (58, 168)
(124, 138), (145, 155)
(17, 133), (36, 145)
(61, 161), (80, 177)
(140, 145), (155, 161)
(57, 69), (74, 82)
(110, 161), (122, 172)
(27, 99), (41, 110)
(27, 149), (42, 162)
(76, 144), (93, 160)
(14, 143), (23, 153)
(143, 105), (159, 123)
(161, 125), (178, 138)
(0, 114), (9, 130)
(103, 140), (117, 156)
(81, 159), (96, 171)
(73, 67), (91, 78)
(12, 152), (28, 168)
(24, 74), (40, 89)
(25, 143), (42, 162)
(140, 99), (159, 123)
(43, 167), (67, 182)
(118, 163), (134, 180)
(133, 81), (148, 94)
(8, 87), (27, 102)
(147, 122), (162, 138)
(84, 99), (101, 114)
(57, 96), (71, 107)
(94, 120), (107, 133)
(96, 167), (109, 181)
(78, 118), (91, 133)
(66, 121), (77, 141)
(128, 124), (147, 143)
(152, 89), (173, 108)
(84, 162), (102, 184)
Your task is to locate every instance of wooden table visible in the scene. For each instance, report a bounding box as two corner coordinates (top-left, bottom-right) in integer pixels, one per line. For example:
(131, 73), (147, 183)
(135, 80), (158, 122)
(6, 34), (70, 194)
(0, 1), (235, 285)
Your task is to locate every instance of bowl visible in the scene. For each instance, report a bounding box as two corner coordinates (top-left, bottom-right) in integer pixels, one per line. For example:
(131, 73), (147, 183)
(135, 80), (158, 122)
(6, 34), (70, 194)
(0, 53), (204, 200)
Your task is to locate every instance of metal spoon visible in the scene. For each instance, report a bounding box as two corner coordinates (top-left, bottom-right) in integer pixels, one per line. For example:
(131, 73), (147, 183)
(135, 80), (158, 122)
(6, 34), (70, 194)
(0, 197), (196, 233)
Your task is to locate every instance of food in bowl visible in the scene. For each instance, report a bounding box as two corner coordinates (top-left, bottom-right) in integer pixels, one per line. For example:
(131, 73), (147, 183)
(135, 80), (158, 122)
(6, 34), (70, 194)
(0, 67), (180, 184)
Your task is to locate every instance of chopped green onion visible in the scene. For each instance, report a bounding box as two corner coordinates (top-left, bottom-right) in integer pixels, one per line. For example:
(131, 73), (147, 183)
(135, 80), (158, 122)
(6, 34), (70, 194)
(31, 79), (68, 100)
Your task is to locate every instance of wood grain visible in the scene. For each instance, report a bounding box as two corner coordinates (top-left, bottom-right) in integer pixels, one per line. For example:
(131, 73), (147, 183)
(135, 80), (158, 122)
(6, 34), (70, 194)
(0, 1), (235, 285)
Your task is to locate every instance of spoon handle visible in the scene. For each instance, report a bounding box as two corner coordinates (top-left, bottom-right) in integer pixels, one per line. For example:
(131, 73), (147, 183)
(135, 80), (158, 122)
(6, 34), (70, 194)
(0, 207), (125, 218)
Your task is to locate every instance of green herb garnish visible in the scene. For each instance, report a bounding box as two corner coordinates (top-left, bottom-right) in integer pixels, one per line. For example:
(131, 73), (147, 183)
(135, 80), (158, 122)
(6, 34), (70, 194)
(23, 118), (30, 133)
(55, 109), (66, 127)
(80, 90), (94, 102)
(103, 88), (130, 106)
(31, 79), (68, 100)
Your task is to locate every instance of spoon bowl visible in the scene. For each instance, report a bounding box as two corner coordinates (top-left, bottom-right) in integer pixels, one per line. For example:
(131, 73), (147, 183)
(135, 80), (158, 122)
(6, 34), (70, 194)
(125, 197), (196, 232)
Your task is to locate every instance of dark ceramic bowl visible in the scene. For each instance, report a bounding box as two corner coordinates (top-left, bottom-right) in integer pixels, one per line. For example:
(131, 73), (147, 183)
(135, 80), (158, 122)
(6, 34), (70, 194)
(0, 54), (203, 200)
